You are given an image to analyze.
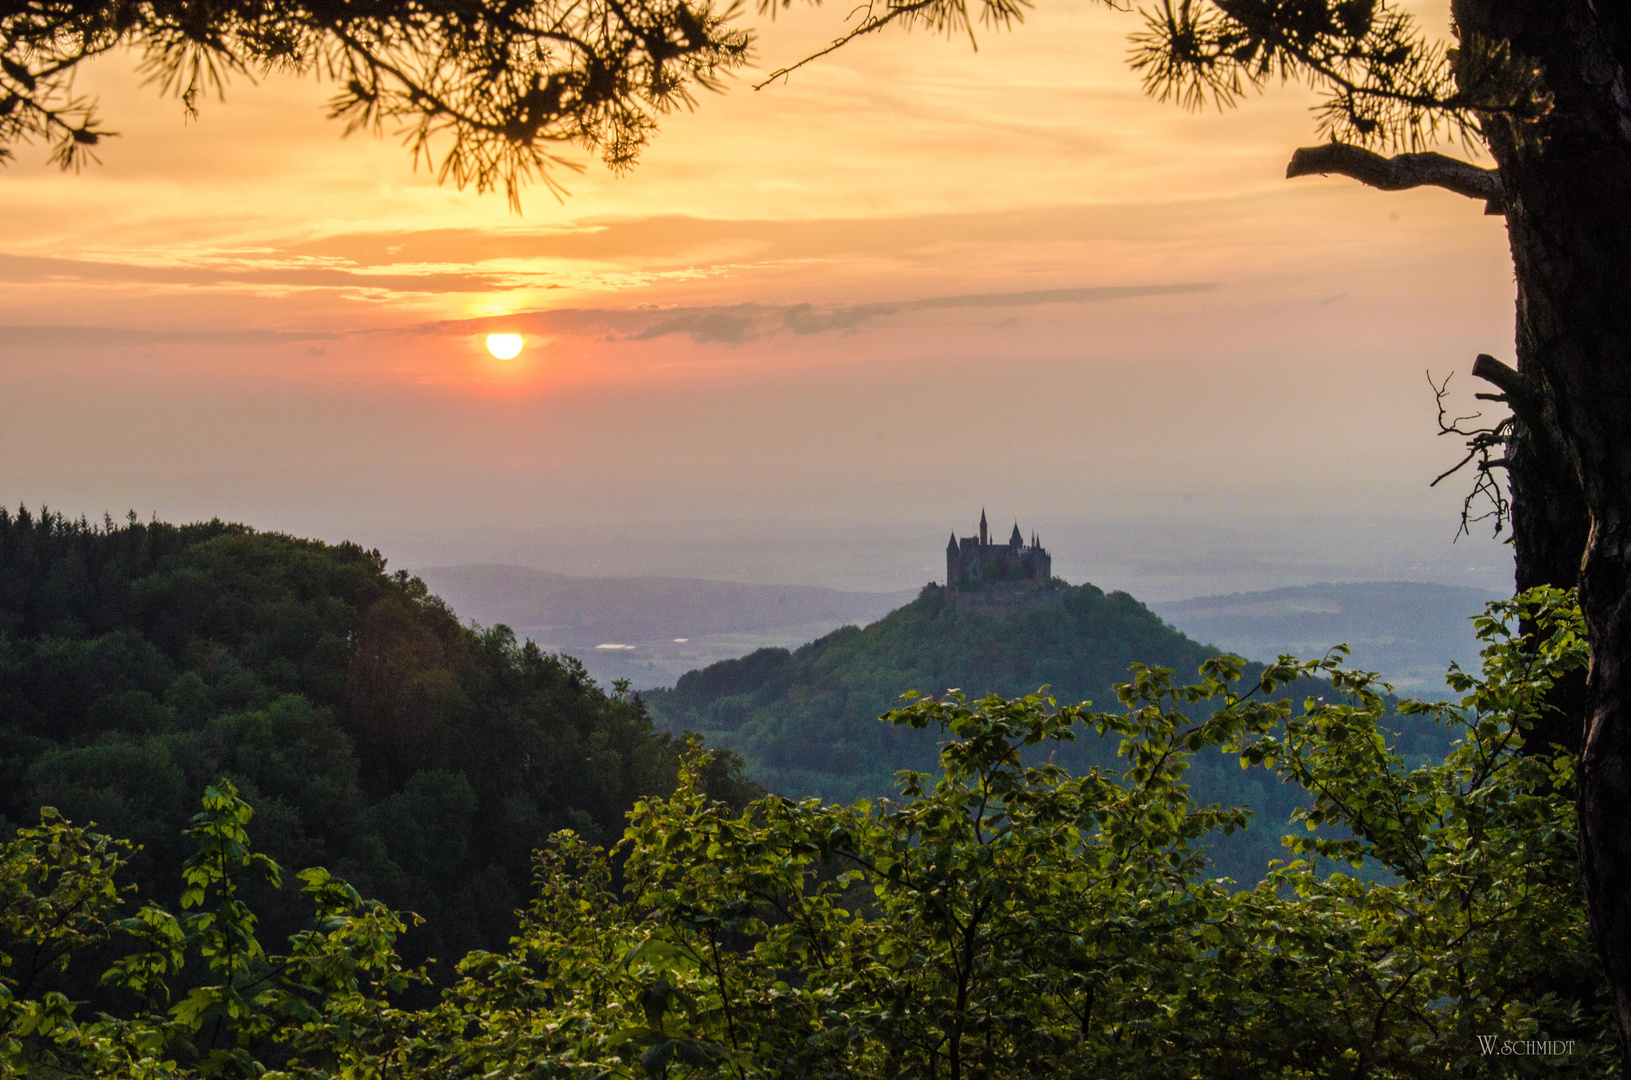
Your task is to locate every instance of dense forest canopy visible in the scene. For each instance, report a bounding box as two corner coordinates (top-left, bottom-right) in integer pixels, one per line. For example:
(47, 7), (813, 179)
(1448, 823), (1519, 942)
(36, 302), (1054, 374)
(0, 587), (1613, 1077)
(0, 507), (755, 976)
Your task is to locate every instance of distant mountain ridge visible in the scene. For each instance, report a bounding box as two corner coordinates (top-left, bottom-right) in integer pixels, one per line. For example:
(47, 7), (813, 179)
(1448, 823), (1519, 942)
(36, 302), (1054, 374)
(413, 564), (914, 687)
(415, 564), (914, 638)
(420, 566), (1501, 697)
(1151, 581), (1503, 695)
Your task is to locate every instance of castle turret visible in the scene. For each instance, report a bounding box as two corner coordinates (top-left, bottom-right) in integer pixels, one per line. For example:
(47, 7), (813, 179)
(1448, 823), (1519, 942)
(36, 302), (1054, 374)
(1009, 522), (1023, 547)
(979, 509), (988, 546)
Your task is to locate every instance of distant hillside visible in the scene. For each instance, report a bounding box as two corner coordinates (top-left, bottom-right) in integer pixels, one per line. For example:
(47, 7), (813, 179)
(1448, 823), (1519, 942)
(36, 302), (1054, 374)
(643, 579), (1462, 881)
(643, 582), (1220, 805)
(1151, 581), (1504, 695)
(414, 564), (913, 687)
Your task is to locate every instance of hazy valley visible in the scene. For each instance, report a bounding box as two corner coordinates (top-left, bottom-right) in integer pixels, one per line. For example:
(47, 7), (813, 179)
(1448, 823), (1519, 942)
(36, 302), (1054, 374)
(414, 564), (914, 687)
(1150, 581), (1503, 697)
(425, 563), (1501, 698)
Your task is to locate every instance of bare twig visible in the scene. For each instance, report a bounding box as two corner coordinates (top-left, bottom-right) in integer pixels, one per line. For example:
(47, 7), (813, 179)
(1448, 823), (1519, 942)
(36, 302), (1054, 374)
(1428, 369), (1513, 540)
(753, 0), (956, 88)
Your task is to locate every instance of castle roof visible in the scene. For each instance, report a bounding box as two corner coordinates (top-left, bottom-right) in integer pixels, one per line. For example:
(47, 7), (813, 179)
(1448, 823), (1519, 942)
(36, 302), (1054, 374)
(1009, 523), (1023, 546)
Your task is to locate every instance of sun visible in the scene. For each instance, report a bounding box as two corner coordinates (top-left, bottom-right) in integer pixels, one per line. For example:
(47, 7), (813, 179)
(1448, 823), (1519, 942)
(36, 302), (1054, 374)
(486, 333), (524, 360)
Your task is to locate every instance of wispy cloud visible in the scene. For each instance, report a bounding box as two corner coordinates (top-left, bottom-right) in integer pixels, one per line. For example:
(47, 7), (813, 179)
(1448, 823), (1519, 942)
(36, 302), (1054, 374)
(448, 282), (1220, 346)
(0, 253), (512, 294)
(0, 325), (343, 348)
(0, 282), (1217, 351)
(631, 308), (763, 345)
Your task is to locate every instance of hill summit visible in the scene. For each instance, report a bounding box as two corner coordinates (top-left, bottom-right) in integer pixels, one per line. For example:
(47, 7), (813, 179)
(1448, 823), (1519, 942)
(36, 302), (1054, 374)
(643, 579), (1216, 803)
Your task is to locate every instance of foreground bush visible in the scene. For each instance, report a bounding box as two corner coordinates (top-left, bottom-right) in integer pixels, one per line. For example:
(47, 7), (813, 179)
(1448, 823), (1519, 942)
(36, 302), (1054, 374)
(0, 589), (1614, 1077)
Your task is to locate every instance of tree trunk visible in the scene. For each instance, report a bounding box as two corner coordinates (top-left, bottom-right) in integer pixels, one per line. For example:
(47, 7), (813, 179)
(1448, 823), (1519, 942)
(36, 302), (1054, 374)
(1453, 0), (1631, 1055)
(1506, 409), (1590, 755)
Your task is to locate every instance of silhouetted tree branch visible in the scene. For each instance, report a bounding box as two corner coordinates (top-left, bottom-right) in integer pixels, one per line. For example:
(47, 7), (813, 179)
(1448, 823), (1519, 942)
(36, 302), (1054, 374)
(1286, 143), (1503, 213)
(1428, 368), (1512, 540)
(0, 0), (752, 206)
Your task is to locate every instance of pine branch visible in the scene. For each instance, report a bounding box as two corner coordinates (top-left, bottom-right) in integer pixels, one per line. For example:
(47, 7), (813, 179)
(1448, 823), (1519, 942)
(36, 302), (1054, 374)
(1286, 143), (1503, 214)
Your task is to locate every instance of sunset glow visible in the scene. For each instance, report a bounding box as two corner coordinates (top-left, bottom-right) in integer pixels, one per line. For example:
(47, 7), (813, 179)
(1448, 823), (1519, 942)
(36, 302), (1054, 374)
(0, 2), (1512, 594)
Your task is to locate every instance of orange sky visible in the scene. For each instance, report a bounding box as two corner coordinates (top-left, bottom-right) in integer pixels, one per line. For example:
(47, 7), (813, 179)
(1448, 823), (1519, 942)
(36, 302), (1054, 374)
(0, 1), (1519, 594)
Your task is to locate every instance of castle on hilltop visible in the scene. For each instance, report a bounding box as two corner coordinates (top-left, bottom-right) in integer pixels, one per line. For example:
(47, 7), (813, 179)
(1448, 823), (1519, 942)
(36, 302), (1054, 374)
(945, 511), (1053, 608)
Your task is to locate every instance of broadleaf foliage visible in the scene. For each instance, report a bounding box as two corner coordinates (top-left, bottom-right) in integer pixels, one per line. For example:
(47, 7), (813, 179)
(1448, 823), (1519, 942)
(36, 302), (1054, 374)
(0, 587), (1614, 1076)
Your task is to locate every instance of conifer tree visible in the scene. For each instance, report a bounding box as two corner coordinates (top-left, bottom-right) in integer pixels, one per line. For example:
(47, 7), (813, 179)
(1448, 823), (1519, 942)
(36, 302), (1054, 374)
(0, 0), (751, 207)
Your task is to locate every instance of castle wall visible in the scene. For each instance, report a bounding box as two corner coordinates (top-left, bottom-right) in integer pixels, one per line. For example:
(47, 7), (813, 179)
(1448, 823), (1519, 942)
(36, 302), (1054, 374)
(952, 585), (1063, 615)
(948, 546), (1049, 586)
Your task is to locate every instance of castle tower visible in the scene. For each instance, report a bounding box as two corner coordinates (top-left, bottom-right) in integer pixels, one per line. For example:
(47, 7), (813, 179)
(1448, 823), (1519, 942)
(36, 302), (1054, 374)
(1009, 522), (1023, 548)
(979, 508), (988, 546)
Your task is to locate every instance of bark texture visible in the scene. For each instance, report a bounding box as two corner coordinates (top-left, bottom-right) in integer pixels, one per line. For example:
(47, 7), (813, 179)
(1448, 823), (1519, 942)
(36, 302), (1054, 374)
(1452, 0), (1631, 1053)
(1285, 143), (1504, 210)
(1468, 356), (1592, 756)
(1507, 412), (1591, 756)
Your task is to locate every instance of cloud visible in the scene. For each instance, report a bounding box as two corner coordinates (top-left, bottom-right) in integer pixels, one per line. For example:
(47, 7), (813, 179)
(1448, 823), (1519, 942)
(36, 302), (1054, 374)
(261, 204), (1249, 270)
(0, 325), (343, 348)
(783, 302), (901, 335)
(774, 284), (1220, 338)
(632, 307), (762, 345)
(0, 282), (1218, 352)
(0, 253), (511, 294)
(903, 285), (1214, 310)
(438, 282), (1220, 345)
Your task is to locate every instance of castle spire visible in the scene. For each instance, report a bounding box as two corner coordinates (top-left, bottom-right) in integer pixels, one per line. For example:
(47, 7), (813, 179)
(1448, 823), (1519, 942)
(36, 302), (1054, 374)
(1010, 522), (1023, 547)
(979, 508), (987, 546)
(947, 532), (957, 552)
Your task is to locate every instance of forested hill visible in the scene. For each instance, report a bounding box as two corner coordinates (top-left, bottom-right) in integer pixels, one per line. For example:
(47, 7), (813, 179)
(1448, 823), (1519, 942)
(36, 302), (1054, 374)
(644, 582), (1221, 804)
(0, 508), (754, 971)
